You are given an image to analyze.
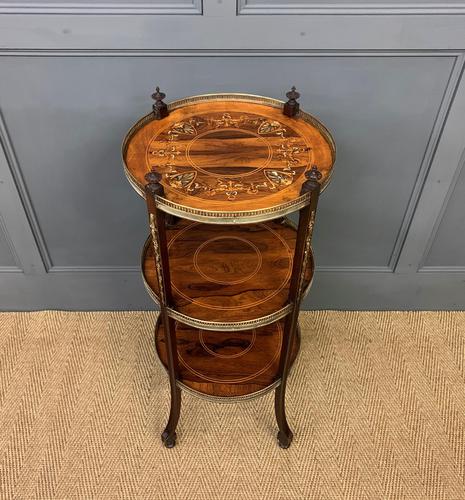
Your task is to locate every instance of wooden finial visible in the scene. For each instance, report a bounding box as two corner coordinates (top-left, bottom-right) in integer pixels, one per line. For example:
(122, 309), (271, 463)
(300, 165), (322, 195)
(283, 86), (300, 118)
(144, 170), (164, 196)
(145, 171), (162, 184)
(306, 165), (322, 182)
(151, 86), (169, 120)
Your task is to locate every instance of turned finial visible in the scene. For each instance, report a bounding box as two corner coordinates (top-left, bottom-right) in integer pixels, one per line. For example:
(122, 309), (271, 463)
(283, 86), (300, 118)
(300, 165), (322, 195)
(306, 165), (322, 182)
(144, 170), (164, 196)
(151, 86), (169, 120)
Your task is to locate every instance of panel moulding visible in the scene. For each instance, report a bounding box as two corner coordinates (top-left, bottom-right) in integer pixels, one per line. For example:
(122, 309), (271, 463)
(237, 0), (465, 15)
(0, 0), (202, 15)
(0, 49), (459, 275)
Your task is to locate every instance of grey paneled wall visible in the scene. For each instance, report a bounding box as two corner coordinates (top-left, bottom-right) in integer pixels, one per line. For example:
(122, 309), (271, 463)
(0, 0), (465, 310)
(0, 224), (16, 268)
(424, 158), (465, 269)
(243, 0), (465, 3)
(0, 0), (202, 14)
(238, 0), (465, 13)
(0, 56), (453, 271)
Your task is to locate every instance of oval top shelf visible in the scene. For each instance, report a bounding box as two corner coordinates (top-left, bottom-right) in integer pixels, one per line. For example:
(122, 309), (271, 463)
(123, 93), (335, 223)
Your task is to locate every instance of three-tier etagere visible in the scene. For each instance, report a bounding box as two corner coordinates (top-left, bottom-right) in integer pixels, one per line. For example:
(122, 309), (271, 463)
(122, 88), (335, 448)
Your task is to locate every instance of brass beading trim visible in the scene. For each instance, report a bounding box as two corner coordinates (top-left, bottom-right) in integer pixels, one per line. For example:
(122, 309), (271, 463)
(122, 93), (336, 224)
(141, 228), (315, 320)
(152, 317), (302, 404)
(154, 192), (312, 225)
(177, 379), (281, 404)
(166, 304), (293, 332)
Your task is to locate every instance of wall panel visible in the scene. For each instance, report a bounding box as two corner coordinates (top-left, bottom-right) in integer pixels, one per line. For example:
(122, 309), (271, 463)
(0, 222), (16, 268)
(0, 55), (454, 270)
(0, 0), (202, 14)
(0, 0), (464, 309)
(423, 158), (465, 268)
(238, 0), (465, 14)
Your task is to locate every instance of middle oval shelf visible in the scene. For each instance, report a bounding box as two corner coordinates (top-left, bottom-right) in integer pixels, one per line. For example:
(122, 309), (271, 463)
(142, 218), (314, 331)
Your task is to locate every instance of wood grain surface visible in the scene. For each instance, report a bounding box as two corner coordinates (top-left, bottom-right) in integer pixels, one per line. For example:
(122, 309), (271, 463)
(124, 95), (335, 216)
(155, 316), (300, 398)
(142, 218), (314, 325)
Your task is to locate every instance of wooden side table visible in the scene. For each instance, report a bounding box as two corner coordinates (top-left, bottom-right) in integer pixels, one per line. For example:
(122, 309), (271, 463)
(122, 88), (336, 448)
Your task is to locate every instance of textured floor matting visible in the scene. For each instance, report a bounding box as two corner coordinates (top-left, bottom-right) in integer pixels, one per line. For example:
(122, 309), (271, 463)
(1, 311), (465, 499)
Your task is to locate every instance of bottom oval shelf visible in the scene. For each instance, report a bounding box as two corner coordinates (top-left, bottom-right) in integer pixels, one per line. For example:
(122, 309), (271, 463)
(155, 316), (300, 401)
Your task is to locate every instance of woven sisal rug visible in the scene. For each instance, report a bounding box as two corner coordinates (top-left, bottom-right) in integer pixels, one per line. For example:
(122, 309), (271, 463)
(1, 311), (465, 499)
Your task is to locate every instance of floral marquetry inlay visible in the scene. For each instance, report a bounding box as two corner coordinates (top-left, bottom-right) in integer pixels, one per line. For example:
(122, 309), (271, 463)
(124, 94), (335, 220)
(146, 111), (312, 202)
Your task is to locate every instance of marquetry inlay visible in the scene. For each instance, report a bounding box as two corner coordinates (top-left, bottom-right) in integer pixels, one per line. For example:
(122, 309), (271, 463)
(123, 94), (335, 221)
(141, 219), (316, 327)
(146, 111), (310, 202)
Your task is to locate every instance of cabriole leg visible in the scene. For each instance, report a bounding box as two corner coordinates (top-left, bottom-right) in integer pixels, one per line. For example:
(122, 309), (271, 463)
(274, 307), (299, 449)
(275, 382), (293, 449)
(161, 385), (181, 448)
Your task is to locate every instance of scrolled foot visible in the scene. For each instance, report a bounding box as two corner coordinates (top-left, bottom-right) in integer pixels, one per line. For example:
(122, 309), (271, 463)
(161, 431), (177, 448)
(277, 430), (293, 449)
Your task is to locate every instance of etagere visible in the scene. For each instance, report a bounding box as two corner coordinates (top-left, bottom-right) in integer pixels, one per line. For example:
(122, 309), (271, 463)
(122, 88), (335, 448)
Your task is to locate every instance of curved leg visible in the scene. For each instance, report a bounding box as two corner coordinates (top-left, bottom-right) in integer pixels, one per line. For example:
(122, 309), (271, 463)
(161, 385), (181, 448)
(275, 382), (293, 448)
(274, 309), (298, 449)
